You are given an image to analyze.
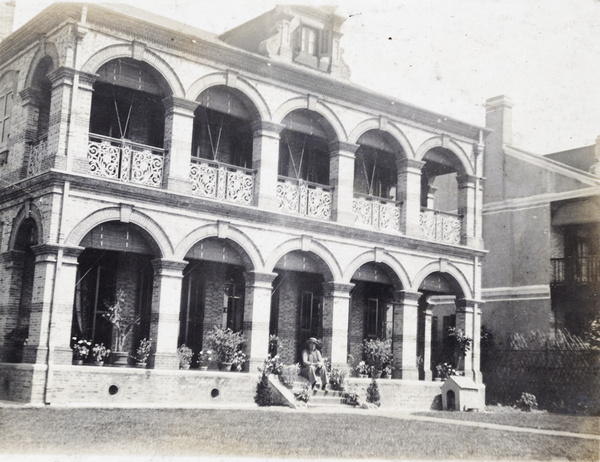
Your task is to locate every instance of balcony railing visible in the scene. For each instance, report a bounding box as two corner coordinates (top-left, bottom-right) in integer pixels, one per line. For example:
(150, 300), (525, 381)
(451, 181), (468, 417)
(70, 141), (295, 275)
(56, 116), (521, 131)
(189, 158), (254, 205)
(87, 134), (164, 187)
(27, 137), (47, 177)
(352, 193), (402, 232)
(552, 256), (600, 284)
(276, 177), (331, 220)
(419, 207), (461, 245)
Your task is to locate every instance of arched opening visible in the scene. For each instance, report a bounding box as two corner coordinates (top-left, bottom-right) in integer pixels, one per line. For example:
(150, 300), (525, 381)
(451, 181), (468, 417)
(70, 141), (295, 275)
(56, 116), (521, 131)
(190, 86), (256, 204)
(353, 130), (404, 231)
(348, 262), (399, 371)
(420, 147), (465, 244)
(277, 109), (335, 219)
(5, 218), (39, 362)
(87, 58), (170, 187)
(269, 251), (332, 363)
(73, 222), (156, 363)
(179, 238), (250, 367)
(25, 57), (53, 175)
(418, 271), (465, 380)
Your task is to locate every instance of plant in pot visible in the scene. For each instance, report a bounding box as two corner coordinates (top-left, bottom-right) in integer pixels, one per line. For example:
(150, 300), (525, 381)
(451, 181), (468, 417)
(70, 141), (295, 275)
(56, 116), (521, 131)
(102, 289), (140, 367)
(131, 338), (152, 368)
(447, 327), (472, 371)
(92, 343), (110, 366)
(71, 336), (92, 365)
(197, 349), (212, 370)
(231, 350), (247, 372)
(435, 362), (455, 380)
(205, 325), (245, 371)
(354, 360), (369, 378)
(178, 344), (194, 370)
(362, 338), (392, 378)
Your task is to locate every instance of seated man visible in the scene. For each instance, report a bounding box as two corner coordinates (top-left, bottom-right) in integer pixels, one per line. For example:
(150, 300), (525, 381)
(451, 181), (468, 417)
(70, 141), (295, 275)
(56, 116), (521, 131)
(300, 337), (328, 390)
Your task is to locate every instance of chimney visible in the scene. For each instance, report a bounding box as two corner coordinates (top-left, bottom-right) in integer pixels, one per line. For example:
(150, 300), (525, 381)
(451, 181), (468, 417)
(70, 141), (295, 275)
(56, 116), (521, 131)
(483, 95), (514, 203)
(0, 1), (16, 42)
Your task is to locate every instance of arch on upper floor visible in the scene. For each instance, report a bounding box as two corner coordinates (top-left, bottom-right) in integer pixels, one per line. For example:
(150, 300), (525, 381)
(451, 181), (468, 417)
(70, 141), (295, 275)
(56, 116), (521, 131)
(272, 96), (347, 142)
(81, 44), (184, 97)
(8, 202), (44, 251)
(415, 135), (473, 176)
(24, 41), (59, 89)
(186, 72), (271, 121)
(174, 222), (263, 271)
(64, 206), (172, 258)
(411, 260), (473, 299)
(348, 118), (415, 160)
(265, 237), (342, 281)
(343, 249), (410, 290)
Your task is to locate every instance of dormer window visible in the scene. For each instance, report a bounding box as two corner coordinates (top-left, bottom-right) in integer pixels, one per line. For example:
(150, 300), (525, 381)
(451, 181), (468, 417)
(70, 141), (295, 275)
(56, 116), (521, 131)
(301, 26), (318, 56)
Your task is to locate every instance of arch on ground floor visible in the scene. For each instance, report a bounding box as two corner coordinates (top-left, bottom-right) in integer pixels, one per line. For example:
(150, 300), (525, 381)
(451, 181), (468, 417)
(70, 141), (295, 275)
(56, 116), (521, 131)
(64, 206), (172, 258)
(7, 202), (44, 251)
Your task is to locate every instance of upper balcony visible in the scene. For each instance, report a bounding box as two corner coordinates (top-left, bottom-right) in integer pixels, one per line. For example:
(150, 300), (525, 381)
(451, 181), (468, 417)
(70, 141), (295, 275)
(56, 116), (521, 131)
(552, 256), (600, 285)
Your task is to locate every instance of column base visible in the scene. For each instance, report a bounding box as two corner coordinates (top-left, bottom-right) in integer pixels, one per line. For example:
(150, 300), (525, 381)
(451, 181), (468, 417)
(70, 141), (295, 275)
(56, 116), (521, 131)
(22, 345), (48, 364)
(248, 357), (267, 374)
(424, 369), (433, 381)
(392, 367), (419, 380)
(151, 352), (179, 370)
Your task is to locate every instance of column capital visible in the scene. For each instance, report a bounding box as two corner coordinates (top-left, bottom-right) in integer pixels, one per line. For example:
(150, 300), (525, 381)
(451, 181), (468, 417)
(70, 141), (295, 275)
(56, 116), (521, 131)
(31, 243), (84, 260)
(457, 173), (479, 187)
(163, 96), (199, 114)
(328, 141), (359, 156)
(393, 290), (422, 304)
(322, 281), (355, 297)
(251, 121), (285, 137)
(456, 298), (484, 311)
(151, 258), (188, 275)
(244, 270), (278, 287)
(399, 158), (425, 171)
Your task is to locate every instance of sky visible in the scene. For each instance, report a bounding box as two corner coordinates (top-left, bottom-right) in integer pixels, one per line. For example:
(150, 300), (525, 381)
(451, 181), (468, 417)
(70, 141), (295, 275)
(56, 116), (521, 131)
(12, 0), (600, 155)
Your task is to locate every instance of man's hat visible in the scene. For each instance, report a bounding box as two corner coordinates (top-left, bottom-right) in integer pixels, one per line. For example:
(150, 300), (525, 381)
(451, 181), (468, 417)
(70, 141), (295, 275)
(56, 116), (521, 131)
(306, 337), (319, 346)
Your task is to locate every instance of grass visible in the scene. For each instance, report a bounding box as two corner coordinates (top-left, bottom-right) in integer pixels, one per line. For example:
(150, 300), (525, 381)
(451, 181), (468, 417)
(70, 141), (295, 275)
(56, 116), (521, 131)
(0, 407), (598, 460)
(415, 405), (600, 435)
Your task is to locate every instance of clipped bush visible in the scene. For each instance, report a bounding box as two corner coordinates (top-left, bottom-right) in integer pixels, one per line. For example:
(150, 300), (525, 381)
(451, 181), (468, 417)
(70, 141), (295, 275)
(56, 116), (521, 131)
(366, 378), (381, 406)
(255, 373), (274, 406)
(517, 392), (538, 412)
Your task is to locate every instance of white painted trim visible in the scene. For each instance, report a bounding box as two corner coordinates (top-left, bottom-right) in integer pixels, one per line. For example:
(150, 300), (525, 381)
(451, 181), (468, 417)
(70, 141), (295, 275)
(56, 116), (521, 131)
(482, 285), (551, 302)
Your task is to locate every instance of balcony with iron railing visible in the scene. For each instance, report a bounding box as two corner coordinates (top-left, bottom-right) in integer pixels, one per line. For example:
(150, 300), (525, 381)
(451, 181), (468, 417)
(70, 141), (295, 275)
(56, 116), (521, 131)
(27, 136), (48, 177)
(189, 158), (255, 205)
(419, 207), (462, 245)
(551, 256), (600, 285)
(352, 193), (402, 232)
(87, 134), (165, 187)
(276, 176), (332, 220)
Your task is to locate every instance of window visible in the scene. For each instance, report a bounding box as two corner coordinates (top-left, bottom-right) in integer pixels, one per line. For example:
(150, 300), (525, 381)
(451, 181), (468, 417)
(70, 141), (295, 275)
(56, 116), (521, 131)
(0, 90), (12, 143)
(301, 26), (318, 56)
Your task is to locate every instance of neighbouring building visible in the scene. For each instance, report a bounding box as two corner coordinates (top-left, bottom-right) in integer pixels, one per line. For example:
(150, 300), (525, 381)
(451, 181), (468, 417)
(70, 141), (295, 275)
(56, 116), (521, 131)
(483, 96), (600, 339)
(0, 3), (487, 407)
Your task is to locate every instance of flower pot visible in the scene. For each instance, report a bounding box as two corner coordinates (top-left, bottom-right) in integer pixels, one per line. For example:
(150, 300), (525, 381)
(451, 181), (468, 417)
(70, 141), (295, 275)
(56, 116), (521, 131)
(218, 362), (233, 371)
(199, 365), (208, 371)
(111, 351), (129, 367)
(180, 364), (190, 370)
(359, 374), (368, 379)
(372, 369), (383, 379)
(93, 361), (104, 366)
(134, 361), (147, 369)
(72, 359), (84, 365)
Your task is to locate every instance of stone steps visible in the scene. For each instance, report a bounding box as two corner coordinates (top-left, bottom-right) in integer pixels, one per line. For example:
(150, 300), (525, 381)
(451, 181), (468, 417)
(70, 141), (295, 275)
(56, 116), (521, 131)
(290, 376), (347, 408)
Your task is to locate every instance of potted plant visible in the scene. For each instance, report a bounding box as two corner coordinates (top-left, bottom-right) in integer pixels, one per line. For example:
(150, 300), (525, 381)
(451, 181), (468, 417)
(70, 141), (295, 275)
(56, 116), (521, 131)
(197, 349), (212, 371)
(71, 336), (92, 365)
(362, 338), (392, 378)
(231, 350), (247, 371)
(435, 362), (455, 381)
(102, 289), (140, 367)
(178, 344), (194, 370)
(447, 327), (472, 371)
(131, 338), (152, 368)
(355, 360), (369, 378)
(205, 325), (245, 371)
(92, 343), (110, 366)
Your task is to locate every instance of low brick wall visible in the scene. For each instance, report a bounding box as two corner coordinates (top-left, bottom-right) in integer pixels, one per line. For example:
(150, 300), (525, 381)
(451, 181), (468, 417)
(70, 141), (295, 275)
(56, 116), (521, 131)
(347, 378), (444, 410)
(0, 363), (48, 403)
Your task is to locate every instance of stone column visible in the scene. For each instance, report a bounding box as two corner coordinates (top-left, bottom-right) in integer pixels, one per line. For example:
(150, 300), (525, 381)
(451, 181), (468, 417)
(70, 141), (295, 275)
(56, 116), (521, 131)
(391, 290), (421, 380)
(458, 174), (478, 247)
(163, 96), (197, 193)
(423, 306), (433, 381)
(66, 71), (97, 174)
(149, 259), (188, 369)
(321, 281), (354, 368)
(328, 141), (359, 225)
(398, 159), (425, 237)
(0, 250), (26, 362)
(243, 271), (278, 373)
(455, 298), (476, 376)
(251, 121), (284, 210)
(46, 67), (78, 168)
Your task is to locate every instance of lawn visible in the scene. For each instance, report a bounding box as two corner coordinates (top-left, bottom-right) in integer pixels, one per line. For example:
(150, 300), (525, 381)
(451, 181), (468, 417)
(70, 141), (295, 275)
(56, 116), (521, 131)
(0, 407), (597, 460)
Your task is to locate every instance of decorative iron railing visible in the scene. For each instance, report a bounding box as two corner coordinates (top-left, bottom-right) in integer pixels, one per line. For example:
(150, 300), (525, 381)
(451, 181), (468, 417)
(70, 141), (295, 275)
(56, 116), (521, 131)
(276, 177), (331, 220)
(352, 194), (402, 232)
(27, 137), (47, 177)
(87, 134), (164, 187)
(551, 256), (600, 284)
(419, 207), (461, 245)
(189, 158), (254, 205)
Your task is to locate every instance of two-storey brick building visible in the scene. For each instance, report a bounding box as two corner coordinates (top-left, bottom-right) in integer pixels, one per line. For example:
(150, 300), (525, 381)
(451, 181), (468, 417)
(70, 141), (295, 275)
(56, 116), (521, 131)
(0, 3), (486, 407)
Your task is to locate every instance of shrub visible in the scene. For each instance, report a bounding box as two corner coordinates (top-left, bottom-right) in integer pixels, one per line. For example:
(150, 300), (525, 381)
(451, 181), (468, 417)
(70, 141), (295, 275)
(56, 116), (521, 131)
(205, 326), (245, 363)
(363, 338), (392, 371)
(177, 344), (194, 368)
(329, 367), (349, 391)
(279, 364), (300, 389)
(517, 392), (538, 412)
(366, 378), (381, 406)
(294, 385), (311, 403)
(254, 374), (274, 407)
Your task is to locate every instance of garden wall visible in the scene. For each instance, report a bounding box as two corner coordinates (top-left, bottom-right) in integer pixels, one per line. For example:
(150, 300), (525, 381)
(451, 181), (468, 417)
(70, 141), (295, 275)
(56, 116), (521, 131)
(482, 349), (600, 414)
